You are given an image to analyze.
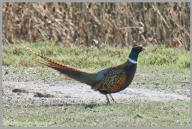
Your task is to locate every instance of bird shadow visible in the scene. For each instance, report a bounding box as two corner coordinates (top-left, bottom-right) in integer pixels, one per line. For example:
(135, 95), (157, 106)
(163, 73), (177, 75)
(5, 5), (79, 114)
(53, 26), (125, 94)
(42, 103), (108, 109)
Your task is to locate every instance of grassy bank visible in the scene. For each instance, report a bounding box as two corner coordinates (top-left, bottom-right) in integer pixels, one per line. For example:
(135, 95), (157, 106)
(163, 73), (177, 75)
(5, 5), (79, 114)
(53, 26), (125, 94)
(2, 40), (190, 69)
(2, 41), (190, 95)
(2, 41), (190, 127)
(2, 101), (189, 127)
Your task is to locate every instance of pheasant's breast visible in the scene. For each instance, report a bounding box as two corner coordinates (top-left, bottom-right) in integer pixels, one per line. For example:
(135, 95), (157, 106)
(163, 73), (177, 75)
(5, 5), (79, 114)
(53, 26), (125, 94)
(107, 72), (127, 93)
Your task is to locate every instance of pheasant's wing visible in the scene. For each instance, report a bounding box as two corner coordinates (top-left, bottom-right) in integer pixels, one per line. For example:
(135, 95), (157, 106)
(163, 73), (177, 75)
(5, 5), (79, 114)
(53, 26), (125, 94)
(93, 67), (126, 93)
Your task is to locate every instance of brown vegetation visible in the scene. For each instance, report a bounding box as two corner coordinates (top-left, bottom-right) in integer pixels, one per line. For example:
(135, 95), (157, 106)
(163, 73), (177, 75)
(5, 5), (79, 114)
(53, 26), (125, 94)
(2, 2), (190, 50)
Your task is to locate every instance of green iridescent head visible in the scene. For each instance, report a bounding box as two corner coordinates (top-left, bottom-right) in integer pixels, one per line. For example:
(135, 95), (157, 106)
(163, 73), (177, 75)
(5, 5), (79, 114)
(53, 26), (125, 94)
(128, 45), (145, 63)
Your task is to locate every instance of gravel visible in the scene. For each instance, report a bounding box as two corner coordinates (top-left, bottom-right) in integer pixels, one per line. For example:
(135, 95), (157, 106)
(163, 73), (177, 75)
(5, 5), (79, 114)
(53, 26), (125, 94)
(2, 66), (189, 106)
(2, 80), (189, 106)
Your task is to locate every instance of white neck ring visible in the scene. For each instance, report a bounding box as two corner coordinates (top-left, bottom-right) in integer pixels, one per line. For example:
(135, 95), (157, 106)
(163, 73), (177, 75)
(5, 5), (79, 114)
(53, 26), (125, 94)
(128, 57), (137, 64)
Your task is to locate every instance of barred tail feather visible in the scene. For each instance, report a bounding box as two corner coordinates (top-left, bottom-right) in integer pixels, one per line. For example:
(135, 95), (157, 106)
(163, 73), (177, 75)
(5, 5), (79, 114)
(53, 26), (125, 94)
(22, 45), (97, 84)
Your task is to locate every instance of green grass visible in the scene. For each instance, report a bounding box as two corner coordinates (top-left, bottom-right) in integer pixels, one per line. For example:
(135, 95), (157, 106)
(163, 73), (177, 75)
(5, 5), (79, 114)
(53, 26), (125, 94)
(2, 41), (190, 127)
(2, 101), (190, 127)
(2, 40), (190, 69)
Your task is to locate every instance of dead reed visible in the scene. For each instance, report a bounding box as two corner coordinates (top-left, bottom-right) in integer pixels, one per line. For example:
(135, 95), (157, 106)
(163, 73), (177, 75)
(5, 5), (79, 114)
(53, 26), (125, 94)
(2, 2), (190, 50)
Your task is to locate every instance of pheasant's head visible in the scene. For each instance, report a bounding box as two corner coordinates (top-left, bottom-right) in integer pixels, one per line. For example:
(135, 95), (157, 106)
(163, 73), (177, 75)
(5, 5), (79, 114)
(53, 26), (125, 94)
(128, 45), (145, 64)
(132, 45), (145, 53)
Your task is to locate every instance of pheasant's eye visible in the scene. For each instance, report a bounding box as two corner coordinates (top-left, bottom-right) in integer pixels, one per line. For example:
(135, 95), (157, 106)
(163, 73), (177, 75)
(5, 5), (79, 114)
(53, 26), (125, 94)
(137, 47), (141, 51)
(135, 47), (143, 53)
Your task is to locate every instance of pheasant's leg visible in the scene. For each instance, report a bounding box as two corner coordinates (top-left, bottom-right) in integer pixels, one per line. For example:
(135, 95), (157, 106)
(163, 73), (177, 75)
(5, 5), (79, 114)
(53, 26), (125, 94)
(109, 94), (116, 103)
(105, 95), (110, 104)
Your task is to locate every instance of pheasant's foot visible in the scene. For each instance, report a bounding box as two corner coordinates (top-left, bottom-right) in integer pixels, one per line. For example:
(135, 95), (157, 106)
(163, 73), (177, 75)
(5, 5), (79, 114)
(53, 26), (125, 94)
(105, 95), (110, 105)
(109, 94), (116, 104)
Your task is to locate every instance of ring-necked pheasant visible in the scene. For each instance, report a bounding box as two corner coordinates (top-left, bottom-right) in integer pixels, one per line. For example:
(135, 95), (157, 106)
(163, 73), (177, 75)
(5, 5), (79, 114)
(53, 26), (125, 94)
(23, 45), (145, 104)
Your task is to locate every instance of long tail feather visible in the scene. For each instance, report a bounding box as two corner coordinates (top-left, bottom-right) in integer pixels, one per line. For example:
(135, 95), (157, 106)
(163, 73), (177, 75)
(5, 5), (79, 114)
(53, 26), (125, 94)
(22, 44), (98, 85)
(22, 45), (83, 72)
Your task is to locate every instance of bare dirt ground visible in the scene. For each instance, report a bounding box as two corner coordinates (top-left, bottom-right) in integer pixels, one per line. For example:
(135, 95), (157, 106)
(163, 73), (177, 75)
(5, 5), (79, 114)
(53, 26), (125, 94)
(2, 66), (190, 106)
(2, 80), (189, 106)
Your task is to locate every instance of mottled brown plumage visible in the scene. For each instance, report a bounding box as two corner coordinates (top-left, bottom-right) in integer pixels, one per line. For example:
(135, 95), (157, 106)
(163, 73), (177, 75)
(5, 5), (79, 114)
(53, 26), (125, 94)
(23, 44), (144, 104)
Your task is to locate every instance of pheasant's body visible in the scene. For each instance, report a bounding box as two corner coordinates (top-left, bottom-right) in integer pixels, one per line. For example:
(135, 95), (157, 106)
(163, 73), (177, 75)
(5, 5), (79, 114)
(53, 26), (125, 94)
(23, 45), (144, 104)
(91, 62), (136, 94)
